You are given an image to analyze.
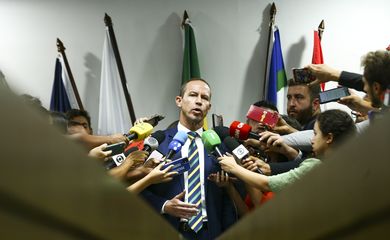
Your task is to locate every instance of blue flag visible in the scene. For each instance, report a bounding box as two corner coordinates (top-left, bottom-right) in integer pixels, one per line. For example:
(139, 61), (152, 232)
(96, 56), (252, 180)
(50, 58), (71, 113)
(266, 27), (287, 113)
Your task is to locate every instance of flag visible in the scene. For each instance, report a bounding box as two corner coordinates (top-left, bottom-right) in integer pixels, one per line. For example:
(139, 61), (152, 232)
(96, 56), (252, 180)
(266, 27), (287, 114)
(312, 30), (325, 91)
(181, 18), (201, 85)
(98, 27), (130, 135)
(50, 55), (78, 113)
(181, 15), (208, 129)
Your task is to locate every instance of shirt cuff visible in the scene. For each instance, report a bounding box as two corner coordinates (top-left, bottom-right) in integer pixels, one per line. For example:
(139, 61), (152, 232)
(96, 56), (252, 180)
(161, 200), (169, 214)
(293, 149), (303, 162)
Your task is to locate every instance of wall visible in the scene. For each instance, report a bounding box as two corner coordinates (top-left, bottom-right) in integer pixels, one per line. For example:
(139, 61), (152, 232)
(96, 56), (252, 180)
(0, 0), (389, 131)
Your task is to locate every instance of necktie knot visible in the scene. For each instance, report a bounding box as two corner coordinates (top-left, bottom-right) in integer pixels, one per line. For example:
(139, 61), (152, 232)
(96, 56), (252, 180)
(188, 131), (198, 140)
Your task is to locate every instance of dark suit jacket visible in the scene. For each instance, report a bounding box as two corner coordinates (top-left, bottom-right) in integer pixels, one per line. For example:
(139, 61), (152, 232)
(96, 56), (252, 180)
(141, 126), (237, 239)
(339, 71), (364, 92)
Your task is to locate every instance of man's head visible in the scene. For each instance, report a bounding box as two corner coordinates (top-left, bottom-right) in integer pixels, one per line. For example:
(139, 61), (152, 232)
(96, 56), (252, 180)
(66, 109), (93, 135)
(246, 100), (278, 133)
(287, 78), (321, 125)
(176, 79), (211, 131)
(361, 50), (390, 108)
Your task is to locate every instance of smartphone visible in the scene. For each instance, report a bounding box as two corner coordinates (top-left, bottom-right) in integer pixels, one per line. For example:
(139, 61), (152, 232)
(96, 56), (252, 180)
(292, 68), (316, 83)
(105, 141), (127, 156)
(319, 87), (350, 104)
(212, 114), (224, 128)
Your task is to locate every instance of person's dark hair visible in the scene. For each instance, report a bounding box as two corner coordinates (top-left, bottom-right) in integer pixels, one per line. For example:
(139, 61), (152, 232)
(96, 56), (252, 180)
(50, 111), (68, 134)
(20, 94), (48, 115)
(362, 50), (390, 91)
(316, 109), (356, 145)
(253, 100), (279, 113)
(179, 78), (211, 97)
(281, 114), (302, 131)
(287, 78), (321, 101)
(66, 109), (91, 128)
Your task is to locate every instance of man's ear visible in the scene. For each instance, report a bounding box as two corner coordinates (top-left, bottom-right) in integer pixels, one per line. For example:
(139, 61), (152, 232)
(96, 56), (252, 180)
(175, 96), (182, 108)
(373, 82), (382, 95)
(312, 97), (320, 111)
(326, 133), (334, 145)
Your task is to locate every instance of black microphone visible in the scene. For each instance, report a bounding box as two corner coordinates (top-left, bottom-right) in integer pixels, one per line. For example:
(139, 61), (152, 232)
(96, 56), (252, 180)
(104, 147), (138, 170)
(223, 137), (264, 174)
(142, 130), (166, 154)
(144, 114), (165, 127)
(213, 126), (230, 142)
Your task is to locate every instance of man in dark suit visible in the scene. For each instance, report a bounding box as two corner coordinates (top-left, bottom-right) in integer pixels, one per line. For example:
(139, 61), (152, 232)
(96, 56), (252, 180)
(141, 79), (237, 240)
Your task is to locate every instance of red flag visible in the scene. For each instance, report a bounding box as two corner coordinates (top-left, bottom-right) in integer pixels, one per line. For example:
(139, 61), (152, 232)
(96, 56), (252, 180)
(312, 30), (325, 91)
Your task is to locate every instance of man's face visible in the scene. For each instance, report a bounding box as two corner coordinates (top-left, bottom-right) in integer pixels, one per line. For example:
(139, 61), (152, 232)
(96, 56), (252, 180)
(176, 80), (211, 128)
(246, 119), (268, 134)
(287, 85), (313, 124)
(363, 77), (383, 108)
(67, 116), (92, 135)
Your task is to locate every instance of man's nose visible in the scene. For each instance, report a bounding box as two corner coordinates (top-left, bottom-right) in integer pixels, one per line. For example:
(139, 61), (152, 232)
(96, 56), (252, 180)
(195, 96), (202, 105)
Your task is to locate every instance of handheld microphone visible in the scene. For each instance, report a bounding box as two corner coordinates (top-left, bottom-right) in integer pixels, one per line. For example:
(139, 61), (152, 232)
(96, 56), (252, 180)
(165, 131), (188, 160)
(124, 122), (154, 142)
(143, 130), (166, 154)
(144, 114), (165, 127)
(213, 126), (230, 142)
(104, 147), (138, 170)
(201, 130), (223, 157)
(223, 137), (264, 174)
(229, 121), (259, 140)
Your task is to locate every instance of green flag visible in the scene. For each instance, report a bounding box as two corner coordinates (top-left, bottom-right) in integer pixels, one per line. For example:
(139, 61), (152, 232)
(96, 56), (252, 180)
(181, 14), (201, 85)
(181, 12), (208, 129)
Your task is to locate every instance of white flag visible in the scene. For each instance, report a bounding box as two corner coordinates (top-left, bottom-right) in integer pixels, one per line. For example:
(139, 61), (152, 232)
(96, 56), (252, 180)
(98, 28), (130, 135)
(58, 54), (79, 109)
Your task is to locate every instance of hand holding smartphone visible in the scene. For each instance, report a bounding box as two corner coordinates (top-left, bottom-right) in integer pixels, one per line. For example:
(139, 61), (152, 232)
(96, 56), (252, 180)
(319, 87), (350, 104)
(292, 68), (316, 83)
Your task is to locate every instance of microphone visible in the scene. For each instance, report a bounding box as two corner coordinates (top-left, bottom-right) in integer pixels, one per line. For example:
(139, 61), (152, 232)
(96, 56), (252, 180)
(165, 131), (188, 160)
(201, 130), (223, 157)
(213, 126), (230, 142)
(223, 137), (264, 174)
(229, 121), (259, 140)
(104, 147), (138, 170)
(142, 130), (166, 154)
(124, 122), (154, 142)
(144, 114), (165, 127)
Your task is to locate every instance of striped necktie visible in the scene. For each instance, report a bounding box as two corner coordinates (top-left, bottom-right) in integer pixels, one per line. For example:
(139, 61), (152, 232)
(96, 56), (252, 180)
(187, 131), (203, 232)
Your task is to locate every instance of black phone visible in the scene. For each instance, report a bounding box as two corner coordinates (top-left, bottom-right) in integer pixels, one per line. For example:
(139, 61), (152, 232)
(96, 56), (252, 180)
(292, 68), (316, 83)
(105, 141), (127, 156)
(319, 87), (350, 104)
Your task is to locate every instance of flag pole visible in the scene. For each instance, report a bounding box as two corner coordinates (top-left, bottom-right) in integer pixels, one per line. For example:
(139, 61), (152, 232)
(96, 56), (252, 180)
(318, 20), (325, 41)
(263, 3), (277, 99)
(56, 38), (84, 111)
(104, 13), (136, 125)
(182, 10), (189, 28)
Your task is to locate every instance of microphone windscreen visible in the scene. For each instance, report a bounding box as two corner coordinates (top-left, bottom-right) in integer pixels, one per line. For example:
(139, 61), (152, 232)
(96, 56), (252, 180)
(229, 121), (252, 140)
(151, 130), (166, 144)
(129, 122), (154, 141)
(172, 131), (188, 144)
(201, 130), (221, 152)
(213, 126), (230, 141)
(223, 137), (241, 152)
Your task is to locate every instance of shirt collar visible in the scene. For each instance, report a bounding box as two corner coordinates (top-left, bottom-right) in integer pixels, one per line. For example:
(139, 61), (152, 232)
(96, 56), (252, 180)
(177, 122), (203, 137)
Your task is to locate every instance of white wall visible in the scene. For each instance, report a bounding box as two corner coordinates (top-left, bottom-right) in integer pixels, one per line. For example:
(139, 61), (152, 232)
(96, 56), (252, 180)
(1, 0), (389, 131)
